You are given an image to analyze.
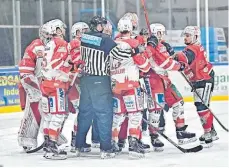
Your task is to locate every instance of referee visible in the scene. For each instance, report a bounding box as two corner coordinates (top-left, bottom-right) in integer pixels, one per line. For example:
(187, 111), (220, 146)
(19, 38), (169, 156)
(75, 16), (116, 159)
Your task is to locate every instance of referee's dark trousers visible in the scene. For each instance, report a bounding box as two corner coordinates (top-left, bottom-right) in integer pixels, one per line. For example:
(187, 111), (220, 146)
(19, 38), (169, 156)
(75, 76), (113, 151)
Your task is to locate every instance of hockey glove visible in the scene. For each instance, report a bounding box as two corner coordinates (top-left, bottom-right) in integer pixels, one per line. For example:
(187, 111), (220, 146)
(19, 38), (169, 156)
(132, 45), (146, 56)
(147, 35), (158, 48)
(178, 62), (186, 71)
(161, 41), (175, 56)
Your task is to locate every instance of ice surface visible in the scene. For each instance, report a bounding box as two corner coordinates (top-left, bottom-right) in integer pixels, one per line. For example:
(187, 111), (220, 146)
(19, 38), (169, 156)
(0, 101), (228, 167)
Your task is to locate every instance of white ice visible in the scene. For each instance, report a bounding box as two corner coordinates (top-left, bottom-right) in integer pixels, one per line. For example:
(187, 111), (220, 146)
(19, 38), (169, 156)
(0, 101), (228, 167)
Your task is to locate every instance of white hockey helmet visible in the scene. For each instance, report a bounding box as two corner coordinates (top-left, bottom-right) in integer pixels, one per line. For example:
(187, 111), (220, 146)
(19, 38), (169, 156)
(71, 22), (89, 38)
(150, 23), (166, 40)
(182, 26), (201, 44)
(103, 20), (113, 36)
(122, 12), (138, 30)
(118, 18), (133, 33)
(47, 19), (67, 36)
(39, 23), (53, 45)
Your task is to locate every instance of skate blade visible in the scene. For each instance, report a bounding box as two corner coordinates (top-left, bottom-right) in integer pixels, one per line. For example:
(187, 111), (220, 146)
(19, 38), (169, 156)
(67, 151), (81, 158)
(153, 147), (164, 152)
(178, 137), (197, 145)
(44, 152), (67, 160)
(100, 153), (116, 159)
(115, 151), (122, 155)
(80, 147), (91, 153)
(143, 148), (150, 153)
(202, 142), (213, 148)
(200, 136), (219, 144)
(128, 151), (145, 159)
(70, 147), (76, 153)
(92, 143), (100, 148)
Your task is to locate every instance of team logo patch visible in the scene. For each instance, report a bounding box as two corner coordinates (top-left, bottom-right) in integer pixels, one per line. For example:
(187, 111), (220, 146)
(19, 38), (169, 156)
(57, 88), (65, 112)
(81, 34), (102, 46)
(57, 47), (67, 53)
(123, 95), (137, 112)
(112, 97), (120, 113)
(136, 88), (143, 110)
(156, 93), (165, 106)
(49, 96), (56, 113)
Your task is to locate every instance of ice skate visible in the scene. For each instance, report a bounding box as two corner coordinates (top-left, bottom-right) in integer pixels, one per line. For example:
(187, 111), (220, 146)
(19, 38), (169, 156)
(138, 139), (150, 153)
(199, 125), (219, 144)
(43, 140), (67, 160)
(176, 125), (197, 145)
(92, 140), (100, 148)
(150, 133), (164, 152)
(118, 139), (126, 152)
(112, 140), (122, 154)
(200, 132), (213, 148)
(100, 149), (116, 159)
(128, 136), (145, 159)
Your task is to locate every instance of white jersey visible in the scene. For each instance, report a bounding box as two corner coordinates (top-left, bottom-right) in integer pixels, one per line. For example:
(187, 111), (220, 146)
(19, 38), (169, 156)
(110, 41), (139, 93)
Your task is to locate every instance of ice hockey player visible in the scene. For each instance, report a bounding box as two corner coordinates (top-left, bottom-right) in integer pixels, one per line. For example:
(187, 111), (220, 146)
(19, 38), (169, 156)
(116, 14), (151, 153)
(174, 26), (217, 147)
(17, 24), (46, 152)
(135, 28), (150, 136)
(68, 21), (92, 152)
(103, 20), (113, 37)
(114, 12), (139, 40)
(40, 20), (70, 159)
(145, 23), (197, 151)
(110, 17), (151, 158)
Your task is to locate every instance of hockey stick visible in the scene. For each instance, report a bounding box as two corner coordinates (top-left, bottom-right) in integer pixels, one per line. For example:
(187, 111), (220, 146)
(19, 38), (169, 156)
(139, 86), (203, 153)
(26, 142), (44, 154)
(141, 117), (203, 153)
(180, 72), (229, 132)
(26, 115), (69, 154)
(140, 0), (152, 35)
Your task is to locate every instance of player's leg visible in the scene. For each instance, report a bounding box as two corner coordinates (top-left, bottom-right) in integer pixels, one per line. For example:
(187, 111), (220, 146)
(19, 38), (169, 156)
(193, 73), (216, 147)
(112, 93), (126, 153)
(165, 83), (196, 145)
(117, 117), (128, 150)
(144, 73), (165, 152)
(124, 88), (145, 158)
(18, 75), (42, 151)
(41, 87), (68, 160)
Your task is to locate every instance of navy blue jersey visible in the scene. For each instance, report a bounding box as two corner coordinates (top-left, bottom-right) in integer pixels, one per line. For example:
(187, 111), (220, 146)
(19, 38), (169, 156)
(81, 31), (117, 76)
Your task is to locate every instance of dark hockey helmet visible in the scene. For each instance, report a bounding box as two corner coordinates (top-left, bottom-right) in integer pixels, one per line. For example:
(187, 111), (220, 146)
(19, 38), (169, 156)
(140, 28), (149, 36)
(89, 15), (107, 31)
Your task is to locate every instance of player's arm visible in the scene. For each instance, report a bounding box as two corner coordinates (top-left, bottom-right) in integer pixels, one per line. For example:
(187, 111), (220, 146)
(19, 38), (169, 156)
(147, 35), (185, 71)
(132, 45), (151, 73)
(174, 49), (195, 65)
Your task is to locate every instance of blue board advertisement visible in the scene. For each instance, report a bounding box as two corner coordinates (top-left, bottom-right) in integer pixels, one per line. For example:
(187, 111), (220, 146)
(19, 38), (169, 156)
(0, 67), (20, 107)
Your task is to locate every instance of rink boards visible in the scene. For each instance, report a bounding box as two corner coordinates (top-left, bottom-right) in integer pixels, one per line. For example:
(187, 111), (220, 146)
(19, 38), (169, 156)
(0, 65), (228, 113)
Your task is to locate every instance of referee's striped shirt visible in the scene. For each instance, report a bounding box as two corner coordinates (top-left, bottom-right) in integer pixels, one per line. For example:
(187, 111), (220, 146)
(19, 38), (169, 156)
(80, 32), (116, 76)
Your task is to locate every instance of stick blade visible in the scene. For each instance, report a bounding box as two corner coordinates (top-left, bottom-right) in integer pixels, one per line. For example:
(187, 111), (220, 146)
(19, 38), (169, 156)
(26, 142), (44, 154)
(184, 145), (203, 153)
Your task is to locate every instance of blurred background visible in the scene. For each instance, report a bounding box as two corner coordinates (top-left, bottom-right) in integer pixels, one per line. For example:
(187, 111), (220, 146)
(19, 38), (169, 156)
(0, 0), (228, 66)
